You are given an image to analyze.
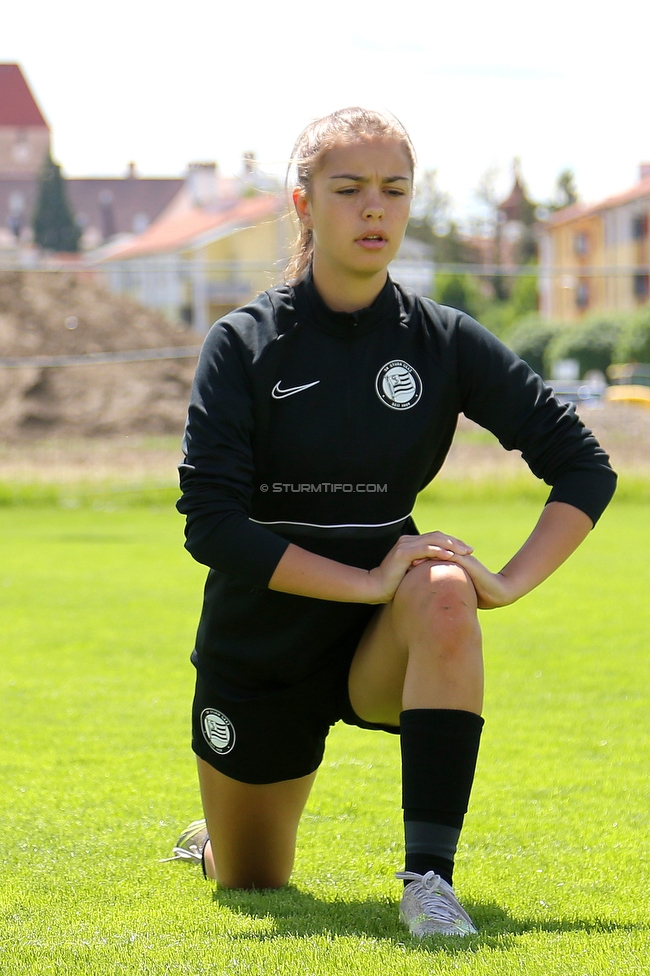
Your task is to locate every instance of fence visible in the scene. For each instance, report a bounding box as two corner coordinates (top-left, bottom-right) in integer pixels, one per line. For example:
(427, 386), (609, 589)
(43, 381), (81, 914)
(1, 255), (650, 344)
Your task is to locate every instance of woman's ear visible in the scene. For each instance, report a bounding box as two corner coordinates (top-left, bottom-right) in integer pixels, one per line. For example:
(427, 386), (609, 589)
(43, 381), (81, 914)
(293, 187), (312, 228)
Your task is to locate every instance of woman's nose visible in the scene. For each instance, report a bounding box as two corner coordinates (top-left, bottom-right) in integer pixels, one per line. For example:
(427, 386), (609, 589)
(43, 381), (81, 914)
(363, 200), (384, 220)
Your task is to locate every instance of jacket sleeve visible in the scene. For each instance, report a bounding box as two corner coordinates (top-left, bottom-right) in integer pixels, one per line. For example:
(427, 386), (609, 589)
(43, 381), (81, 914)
(453, 310), (617, 525)
(176, 317), (290, 585)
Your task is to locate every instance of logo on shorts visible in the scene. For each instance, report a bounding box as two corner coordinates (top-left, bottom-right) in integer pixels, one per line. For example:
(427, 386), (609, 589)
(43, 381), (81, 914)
(201, 708), (236, 755)
(376, 360), (422, 410)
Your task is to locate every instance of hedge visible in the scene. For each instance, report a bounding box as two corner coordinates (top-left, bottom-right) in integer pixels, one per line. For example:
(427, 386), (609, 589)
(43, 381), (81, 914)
(503, 311), (650, 379)
(544, 316), (625, 378)
(506, 315), (560, 377)
(490, 301), (650, 378)
(614, 306), (650, 364)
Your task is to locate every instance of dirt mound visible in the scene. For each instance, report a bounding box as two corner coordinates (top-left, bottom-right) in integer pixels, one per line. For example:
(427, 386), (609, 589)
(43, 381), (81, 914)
(2, 270), (649, 467)
(0, 270), (198, 439)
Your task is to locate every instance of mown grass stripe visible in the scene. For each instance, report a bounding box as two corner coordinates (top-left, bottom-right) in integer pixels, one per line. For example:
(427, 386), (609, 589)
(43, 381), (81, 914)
(0, 473), (648, 507)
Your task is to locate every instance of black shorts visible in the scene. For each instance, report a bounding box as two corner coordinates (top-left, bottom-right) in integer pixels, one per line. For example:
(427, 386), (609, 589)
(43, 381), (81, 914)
(191, 653), (399, 784)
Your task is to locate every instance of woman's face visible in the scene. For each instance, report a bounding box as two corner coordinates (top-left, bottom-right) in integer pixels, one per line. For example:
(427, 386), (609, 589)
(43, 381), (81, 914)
(294, 135), (413, 281)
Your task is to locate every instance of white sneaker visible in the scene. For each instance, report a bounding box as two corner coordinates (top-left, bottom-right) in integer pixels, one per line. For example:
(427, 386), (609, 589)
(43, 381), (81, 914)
(396, 870), (478, 937)
(160, 818), (209, 863)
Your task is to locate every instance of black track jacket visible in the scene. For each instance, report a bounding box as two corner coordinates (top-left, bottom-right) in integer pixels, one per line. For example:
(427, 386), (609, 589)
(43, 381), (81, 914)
(177, 274), (616, 692)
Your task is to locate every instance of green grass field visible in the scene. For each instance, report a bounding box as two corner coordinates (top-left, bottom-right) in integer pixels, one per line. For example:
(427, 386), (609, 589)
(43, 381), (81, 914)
(1, 491), (648, 974)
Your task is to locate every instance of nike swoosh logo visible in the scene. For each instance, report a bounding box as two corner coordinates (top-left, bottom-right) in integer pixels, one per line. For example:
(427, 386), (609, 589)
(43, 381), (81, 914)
(271, 380), (320, 399)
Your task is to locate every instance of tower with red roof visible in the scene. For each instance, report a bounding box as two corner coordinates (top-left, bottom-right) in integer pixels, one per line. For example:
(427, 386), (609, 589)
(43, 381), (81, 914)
(0, 64), (51, 178)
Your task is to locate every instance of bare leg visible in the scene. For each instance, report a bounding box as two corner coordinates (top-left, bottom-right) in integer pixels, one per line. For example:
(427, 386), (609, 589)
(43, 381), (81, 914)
(197, 757), (317, 888)
(196, 562), (480, 890)
(348, 560), (483, 907)
(348, 561), (483, 725)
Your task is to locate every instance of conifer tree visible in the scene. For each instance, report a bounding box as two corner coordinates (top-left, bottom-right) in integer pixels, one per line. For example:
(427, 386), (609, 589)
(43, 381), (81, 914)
(554, 169), (579, 209)
(32, 153), (81, 252)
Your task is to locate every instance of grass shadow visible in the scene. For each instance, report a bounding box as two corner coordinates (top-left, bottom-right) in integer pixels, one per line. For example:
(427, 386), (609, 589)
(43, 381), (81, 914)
(212, 886), (645, 952)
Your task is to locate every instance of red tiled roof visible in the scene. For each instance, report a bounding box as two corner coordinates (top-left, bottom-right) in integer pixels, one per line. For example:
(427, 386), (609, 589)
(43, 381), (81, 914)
(595, 175), (650, 212)
(546, 177), (650, 228)
(105, 194), (285, 260)
(545, 202), (594, 227)
(0, 64), (48, 127)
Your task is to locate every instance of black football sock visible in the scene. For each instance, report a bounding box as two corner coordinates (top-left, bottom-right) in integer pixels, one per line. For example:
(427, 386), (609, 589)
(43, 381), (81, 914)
(400, 708), (484, 887)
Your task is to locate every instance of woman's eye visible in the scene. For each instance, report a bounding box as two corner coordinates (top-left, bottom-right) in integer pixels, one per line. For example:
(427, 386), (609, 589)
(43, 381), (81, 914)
(336, 187), (358, 195)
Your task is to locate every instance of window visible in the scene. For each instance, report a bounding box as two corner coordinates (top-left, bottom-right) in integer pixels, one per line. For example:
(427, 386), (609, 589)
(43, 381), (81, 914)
(632, 214), (649, 240)
(634, 274), (649, 299)
(573, 232), (588, 255)
(11, 129), (30, 163)
(7, 191), (25, 238)
(576, 280), (589, 309)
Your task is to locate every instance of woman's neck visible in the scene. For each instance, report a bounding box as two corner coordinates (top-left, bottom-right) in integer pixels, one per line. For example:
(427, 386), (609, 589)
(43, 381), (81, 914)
(310, 258), (388, 313)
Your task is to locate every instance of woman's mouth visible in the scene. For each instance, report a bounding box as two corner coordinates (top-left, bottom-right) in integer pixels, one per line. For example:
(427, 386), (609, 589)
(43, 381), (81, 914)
(356, 233), (387, 250)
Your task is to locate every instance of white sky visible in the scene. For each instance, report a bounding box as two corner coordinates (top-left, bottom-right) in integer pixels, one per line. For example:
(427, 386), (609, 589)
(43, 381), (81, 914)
(3, 0), (649, 223)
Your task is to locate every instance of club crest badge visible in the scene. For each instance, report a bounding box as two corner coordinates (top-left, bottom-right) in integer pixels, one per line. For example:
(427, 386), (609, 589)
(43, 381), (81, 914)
(376, 360), (422, 410)
(201, 708), (236, 755)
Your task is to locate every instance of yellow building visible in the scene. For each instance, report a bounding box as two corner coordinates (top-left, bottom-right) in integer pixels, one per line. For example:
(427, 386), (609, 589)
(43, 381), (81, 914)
(100, 191), (293, 331)
(540, 165), (650, 321)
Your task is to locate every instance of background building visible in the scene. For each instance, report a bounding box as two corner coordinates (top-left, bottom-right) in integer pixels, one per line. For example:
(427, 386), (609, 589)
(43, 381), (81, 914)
(99, 185), (293, 330)
(0, 64), (183, 251)
(540, 165), (650, 321)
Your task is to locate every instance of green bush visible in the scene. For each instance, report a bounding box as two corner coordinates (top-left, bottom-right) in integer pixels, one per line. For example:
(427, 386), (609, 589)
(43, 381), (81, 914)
(614, 306), (650, 364)
(442, 273), (539, 339)
(509, 274), (539, 319)
(477, 278), (537, 339)
(506, 315), (559, 377)
(434, 273), (487, 321)
(545, 315), (625, 378)
(476, 301), (510, 337)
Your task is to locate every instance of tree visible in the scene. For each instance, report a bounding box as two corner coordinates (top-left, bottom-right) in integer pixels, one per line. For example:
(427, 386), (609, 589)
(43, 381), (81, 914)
(474, 165), (509, 300)
(434, 273), (487, 320)
(410, 169), (452, 236)
(474, 164), (501, 247)
(408, 169), (476, 263)
(546, 168), (579, 213)
(32, 153), (81, 252)
(555, 169), (578, 208)
(407, 218), (473, 264)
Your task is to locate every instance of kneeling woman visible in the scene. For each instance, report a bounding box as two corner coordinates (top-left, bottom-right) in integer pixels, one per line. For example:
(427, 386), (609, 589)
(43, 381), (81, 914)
(168, 107), (616, 937)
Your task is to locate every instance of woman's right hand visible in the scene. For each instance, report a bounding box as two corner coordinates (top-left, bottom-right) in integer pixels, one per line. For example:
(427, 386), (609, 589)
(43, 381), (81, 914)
(366, 531), (474, 604)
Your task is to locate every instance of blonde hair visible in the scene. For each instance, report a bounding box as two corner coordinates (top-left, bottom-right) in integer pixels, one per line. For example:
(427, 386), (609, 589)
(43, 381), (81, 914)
(285, 107), (416, 283)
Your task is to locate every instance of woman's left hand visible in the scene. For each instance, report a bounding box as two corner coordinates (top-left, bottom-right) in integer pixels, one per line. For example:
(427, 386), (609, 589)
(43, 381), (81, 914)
(453, 501), (594, 609)
(411, 501), (594, 610)
(409, 550), (516, 608)
(446, 552), (518, 609)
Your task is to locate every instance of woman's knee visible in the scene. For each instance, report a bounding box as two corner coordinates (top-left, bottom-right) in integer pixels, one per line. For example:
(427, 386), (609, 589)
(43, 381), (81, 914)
(198, 760), (314, 889)
(392, 561), (479, 643)
(394, 560), (476, 610)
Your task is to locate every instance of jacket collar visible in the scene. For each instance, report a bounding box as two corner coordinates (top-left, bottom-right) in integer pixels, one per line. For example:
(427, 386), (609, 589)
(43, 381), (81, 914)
(292, 268), (402, 338)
